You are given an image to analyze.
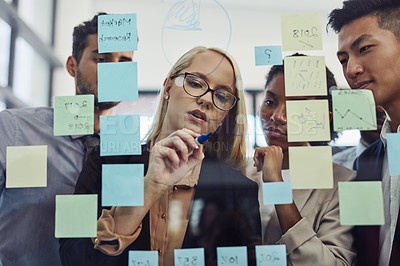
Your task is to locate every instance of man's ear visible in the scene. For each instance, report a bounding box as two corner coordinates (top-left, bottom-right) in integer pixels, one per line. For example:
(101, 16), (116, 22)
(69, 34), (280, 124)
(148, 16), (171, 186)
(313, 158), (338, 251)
(66, 56), (78, 77)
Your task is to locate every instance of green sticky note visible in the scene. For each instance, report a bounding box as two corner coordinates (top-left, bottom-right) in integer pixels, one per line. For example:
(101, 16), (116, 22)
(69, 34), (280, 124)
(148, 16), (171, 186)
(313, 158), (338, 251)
(339, 181), (384, 225)
(55, 194), (97, 238)
(286, 99), (330, 142)
(332, 89), (377, 131)
(289, 146), (333, 189)
(284, 56), (327, 96)
(281, 12), (322, 51)
(6, 145), (47, 188)
(54, 95), (94, 136)
(174, 248), (205, 266)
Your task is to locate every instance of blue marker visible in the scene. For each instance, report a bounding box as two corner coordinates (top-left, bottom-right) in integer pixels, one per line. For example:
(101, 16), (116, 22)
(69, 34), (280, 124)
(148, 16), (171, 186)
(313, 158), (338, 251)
(195, 133), (212, 146)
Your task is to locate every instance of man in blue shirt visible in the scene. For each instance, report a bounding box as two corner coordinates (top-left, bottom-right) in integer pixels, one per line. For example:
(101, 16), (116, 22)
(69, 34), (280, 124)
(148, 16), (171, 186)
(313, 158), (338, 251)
(0, 13), (133, 266)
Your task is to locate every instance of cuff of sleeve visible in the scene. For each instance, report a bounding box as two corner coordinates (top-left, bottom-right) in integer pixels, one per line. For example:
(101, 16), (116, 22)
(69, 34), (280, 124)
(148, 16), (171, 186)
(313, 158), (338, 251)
(92, 207), (143, 256)
(277, 217), (316, 254)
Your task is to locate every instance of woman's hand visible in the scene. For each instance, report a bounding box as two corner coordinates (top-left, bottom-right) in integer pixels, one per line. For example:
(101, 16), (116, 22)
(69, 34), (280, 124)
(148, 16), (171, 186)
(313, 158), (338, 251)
(253, 146), (284, 182)
(146, 128), (205, 190)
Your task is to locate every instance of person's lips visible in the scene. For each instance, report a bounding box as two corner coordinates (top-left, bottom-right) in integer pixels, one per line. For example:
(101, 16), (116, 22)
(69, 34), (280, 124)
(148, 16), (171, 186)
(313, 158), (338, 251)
(352, 80), (372, 90)
(188, 110), (207, 124)
(264, 127), (287, 138)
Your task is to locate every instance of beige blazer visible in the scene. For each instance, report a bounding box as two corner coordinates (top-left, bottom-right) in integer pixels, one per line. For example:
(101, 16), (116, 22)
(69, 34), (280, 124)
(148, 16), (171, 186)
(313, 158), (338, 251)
(263, 163), (357, 266)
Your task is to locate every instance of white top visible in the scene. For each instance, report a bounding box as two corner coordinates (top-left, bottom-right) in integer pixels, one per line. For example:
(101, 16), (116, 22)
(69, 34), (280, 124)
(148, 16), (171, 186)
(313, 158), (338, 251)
(378, 118), (400, 266)
(332, 141), (367, 170)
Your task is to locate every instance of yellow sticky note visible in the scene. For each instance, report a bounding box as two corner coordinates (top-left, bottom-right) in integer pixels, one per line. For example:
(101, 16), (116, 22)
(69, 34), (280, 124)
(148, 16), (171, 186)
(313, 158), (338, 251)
(284, 56), (327, 96)
(55, 194), (97, 238)
(289, 146), (333, 189)
(6, 145), (47, 188)
(281, 12), (323, 51)
(286, 100), (330, 142)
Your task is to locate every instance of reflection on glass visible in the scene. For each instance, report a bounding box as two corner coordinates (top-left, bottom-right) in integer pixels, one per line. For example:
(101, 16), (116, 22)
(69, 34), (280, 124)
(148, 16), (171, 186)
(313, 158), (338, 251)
(0, 18), (11, 87)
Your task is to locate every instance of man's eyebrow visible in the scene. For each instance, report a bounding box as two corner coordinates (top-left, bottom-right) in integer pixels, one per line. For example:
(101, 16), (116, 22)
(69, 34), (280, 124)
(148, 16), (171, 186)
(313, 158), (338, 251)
(265, 90), (278, 98)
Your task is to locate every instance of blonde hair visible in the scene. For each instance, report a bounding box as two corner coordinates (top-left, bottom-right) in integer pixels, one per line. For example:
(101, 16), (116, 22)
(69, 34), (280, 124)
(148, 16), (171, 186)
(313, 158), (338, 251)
(145, 46), (248, 173)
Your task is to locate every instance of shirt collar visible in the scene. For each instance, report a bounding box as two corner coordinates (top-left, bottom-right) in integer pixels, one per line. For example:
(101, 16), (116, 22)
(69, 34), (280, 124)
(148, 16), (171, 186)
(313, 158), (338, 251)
(380, 117), (400, 147)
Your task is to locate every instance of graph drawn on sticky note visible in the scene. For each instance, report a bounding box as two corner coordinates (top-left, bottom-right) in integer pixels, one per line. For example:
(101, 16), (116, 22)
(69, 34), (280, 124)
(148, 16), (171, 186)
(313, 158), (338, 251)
(332, 89), (377, 131)
(286, 99), (330, 142)
(281, 12), (322, 51)
(284, 56), (327, 96)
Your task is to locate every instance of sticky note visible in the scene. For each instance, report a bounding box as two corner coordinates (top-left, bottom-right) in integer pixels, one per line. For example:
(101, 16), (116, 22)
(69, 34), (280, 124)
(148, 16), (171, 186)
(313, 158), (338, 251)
(100, 114), (141, 156)
(286, 100), (330, 142)
(98, 61), (138, 102)
(332, 89), (377, 131)
(6, 145), (47, 188)
(54, 95), (94, 136)
(129, 250), (158, 266)
(289, 146), (333, 189)
(281, 12), (322, 51)
(174, 248), (205, 266)
(255, 46), (283, 66)
(255, 245), (286, 266)
(262, 182), (293, 205)
(217, 246), (247, 266)
(55, 194), (97, 238)
(387, 133), (400, 176)
(339, 181), (384, 225)
(102, 164), (144, 206)
(284, 56), (327, 96)
(98, 13), (137, 53)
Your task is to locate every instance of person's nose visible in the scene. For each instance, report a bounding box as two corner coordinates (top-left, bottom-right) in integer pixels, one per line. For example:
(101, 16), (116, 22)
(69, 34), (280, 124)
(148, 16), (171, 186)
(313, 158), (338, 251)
(196, 90), (214, 109)
(346, 57), (365, 80)
(270, 103), (286, 125)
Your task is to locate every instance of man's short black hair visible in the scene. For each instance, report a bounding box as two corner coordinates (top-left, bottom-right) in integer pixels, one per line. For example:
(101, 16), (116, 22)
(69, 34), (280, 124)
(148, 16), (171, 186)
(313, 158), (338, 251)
(264, 53), (338, 143)
(72, 12), (107, 64)
(327, 0), (400, 39)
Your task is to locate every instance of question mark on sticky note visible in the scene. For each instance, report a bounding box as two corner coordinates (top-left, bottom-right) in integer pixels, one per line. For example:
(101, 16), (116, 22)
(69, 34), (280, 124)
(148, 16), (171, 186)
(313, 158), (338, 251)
(264, 49), (272, 60)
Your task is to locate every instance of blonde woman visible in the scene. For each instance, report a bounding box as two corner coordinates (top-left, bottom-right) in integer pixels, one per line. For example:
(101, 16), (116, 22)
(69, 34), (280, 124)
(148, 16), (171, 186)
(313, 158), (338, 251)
(60, 46), (260, 266)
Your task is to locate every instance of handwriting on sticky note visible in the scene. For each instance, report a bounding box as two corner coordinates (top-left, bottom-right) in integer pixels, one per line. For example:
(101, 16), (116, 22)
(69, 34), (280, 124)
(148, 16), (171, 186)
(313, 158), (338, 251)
(262, 182), (292, 205)
(284, 56), (327, 96)
(217, 246), (248, 266)
(174, 248), (205, 266)
(387, 133), (400, 175)
(256, 245), (286, 266)
(55, 194), (97, 238)
(129, 250), (158, 266)
(6, 145), (47, 188)
(98, 13), (137, 53)
(100, 114), (141, 156)
(281, 12), (322, 51)
(255, 46), (283, 66)
(98, 61), (138, 102)
(338, 181), (384, 225)
(332, 89), (377, 131)
(102, 164), (144, 206)
(289, 146), (333, 189)
(53, 95), (94, 136)
(286, 99), (330, 142)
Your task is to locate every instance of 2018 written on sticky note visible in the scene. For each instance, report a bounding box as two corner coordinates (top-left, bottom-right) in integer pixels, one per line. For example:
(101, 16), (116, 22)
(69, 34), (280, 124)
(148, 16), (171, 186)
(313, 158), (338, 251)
(100, 114), (141, 156)
(284, 56), (327, 96)
(289, 146), (333, 189)
(286, 99), (330, 142)
(102, 164), (144, 207)
(54, 95), (94, 136)
(332, 89), (377, 131)
(98, 61), (138, 102)
(256, 245), (286, 266)
(55, 194), (97, 238)
(281, 12), (322, 51)
(6, 145), (47, 188)
(98, 13), (137, 53)
(338, 181), (384, 226)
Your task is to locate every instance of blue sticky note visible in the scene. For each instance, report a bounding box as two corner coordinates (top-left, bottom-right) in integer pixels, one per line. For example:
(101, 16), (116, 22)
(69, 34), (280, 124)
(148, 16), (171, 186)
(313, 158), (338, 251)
(255, 245), (286, 266)
(129, 250), (158, 266)
(255, 46), (283, 66)
(217, 246), (247, 266)
(102, 164), (144, 206)
(262, 182), (293, 205)
(100, 114), (141, 156)
(174, 248), (205, 266)
(98, 61), (138, 102)
(98, 13), (137, 53)
(387, 133), (400, 175)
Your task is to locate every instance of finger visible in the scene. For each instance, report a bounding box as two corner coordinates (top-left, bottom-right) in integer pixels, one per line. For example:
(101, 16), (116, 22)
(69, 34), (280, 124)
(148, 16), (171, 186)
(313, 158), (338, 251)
(169, 129), (199, 151)
(165, 136), (190, 162)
